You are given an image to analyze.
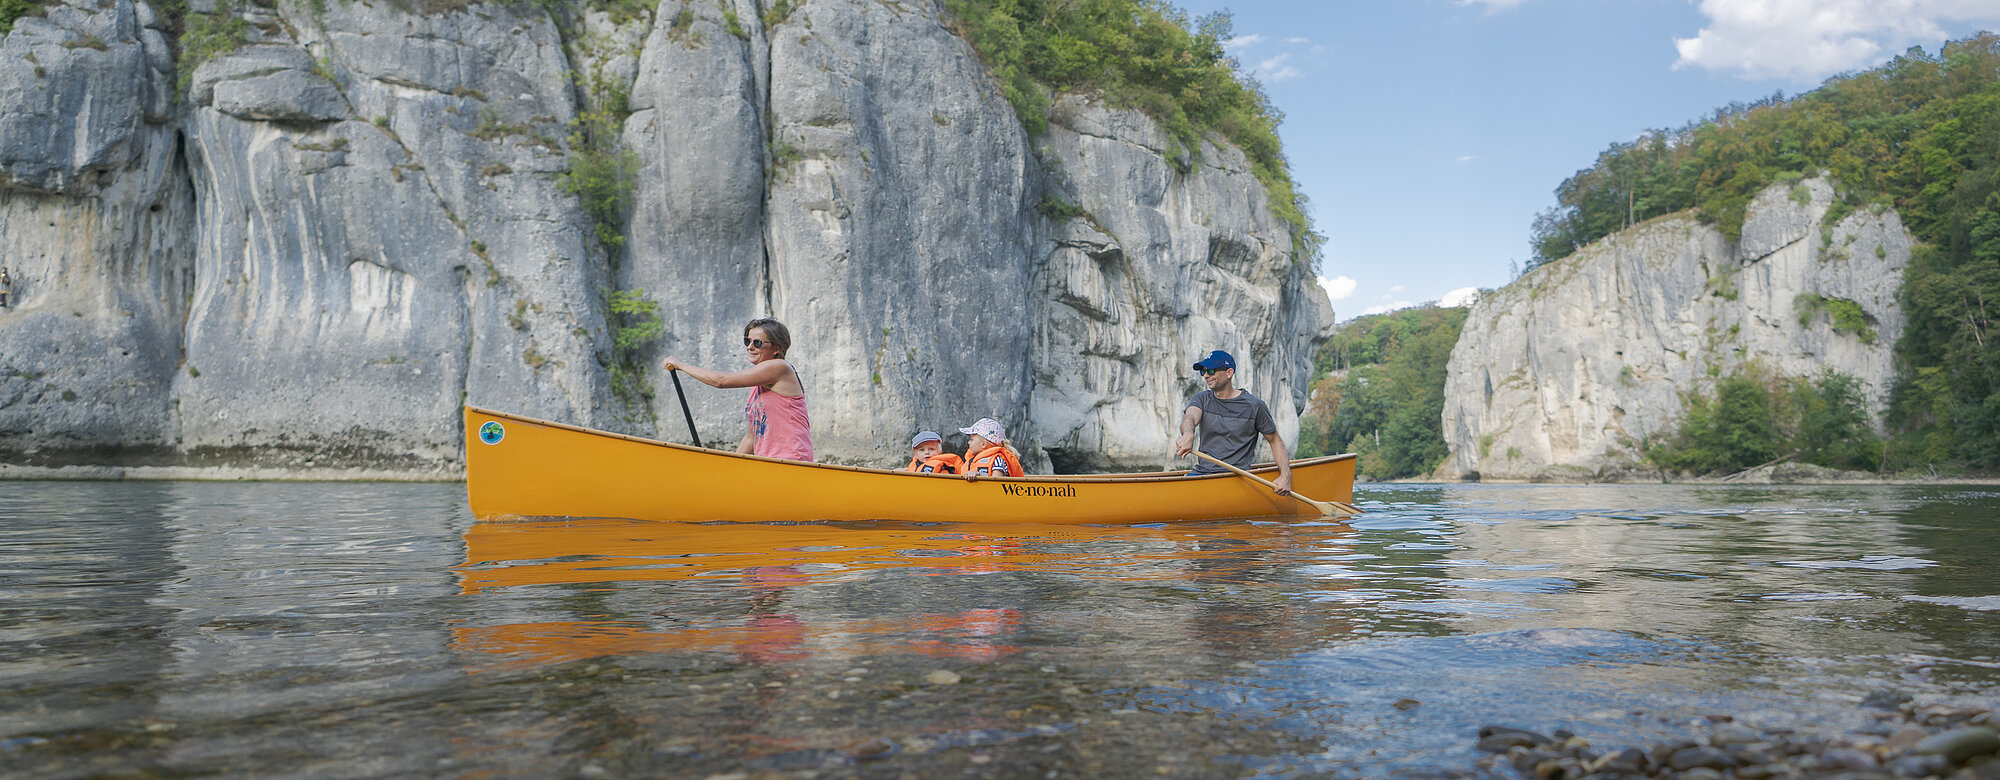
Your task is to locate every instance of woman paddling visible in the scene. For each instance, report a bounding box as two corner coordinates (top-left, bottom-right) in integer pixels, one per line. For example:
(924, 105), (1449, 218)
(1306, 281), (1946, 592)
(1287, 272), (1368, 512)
(661, 318), (815, 462)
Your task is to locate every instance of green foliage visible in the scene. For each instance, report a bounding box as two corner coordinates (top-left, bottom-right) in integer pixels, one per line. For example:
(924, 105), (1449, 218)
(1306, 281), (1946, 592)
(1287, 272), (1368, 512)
(607, 289), (663, 416)
(560, 66), (639, 251)
(177, 1), (251, 92)
(761, 0), (795, 29)
(1647, 374), (1779, 474)
(0, 0), (48, 35)
(1528, 33), (2000, 264)
(608, 288), (663, 350)
(1036, 195), (1089, 220)
(1794, 293), (1878, 342)
(768, 140), (802, 174)
(1647, 369), (1882, 475)
(723, 8), (745, 40)
(667, 5), (695, 42)
(940, 1), (1314, 259)
(467, 106), (531, 140)
(1297, 306), (1469, 479)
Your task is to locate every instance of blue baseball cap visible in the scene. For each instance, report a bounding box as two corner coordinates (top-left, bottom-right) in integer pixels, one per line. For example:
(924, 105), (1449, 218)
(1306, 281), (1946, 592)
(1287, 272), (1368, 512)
(911, 430), (943, 448)
(1192, 350), (1236, 371)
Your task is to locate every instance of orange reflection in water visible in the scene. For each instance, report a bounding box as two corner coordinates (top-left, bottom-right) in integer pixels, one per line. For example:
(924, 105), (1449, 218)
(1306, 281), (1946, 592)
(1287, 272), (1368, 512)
(452, 518), (1335, 671)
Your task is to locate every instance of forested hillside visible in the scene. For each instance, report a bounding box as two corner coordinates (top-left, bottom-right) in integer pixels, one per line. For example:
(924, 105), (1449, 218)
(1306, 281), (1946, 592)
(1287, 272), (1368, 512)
(1297, 306), (1467, 479)
(1526, 33), (2000, 471)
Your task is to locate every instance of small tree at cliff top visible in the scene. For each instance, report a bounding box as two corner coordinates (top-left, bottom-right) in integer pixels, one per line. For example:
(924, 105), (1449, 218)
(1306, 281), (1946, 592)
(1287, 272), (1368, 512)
(940, 0), (1313, 257)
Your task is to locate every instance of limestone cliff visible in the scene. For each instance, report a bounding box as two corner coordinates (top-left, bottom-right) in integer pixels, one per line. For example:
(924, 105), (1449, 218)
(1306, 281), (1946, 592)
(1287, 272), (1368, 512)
(1440, 177), (1910, 481)
(0, 0), (1333, 476)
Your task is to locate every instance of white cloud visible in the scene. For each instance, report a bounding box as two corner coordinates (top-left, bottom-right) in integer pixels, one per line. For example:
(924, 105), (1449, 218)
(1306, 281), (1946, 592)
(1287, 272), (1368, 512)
(1254, 53), (1302, 82)
(1673, 0), (2000, 81)
(1387, 285), (1405, 293)
(1457, 0), (1529, 12)
(1439, 287), (1482, 308)
(1361, 301), (1416, 316)
(1457, 155), (1477, 163)
(1224, 34), (1264, 50)
(1318, 275), (1358, 301)
(1286, 37), (1310, 44)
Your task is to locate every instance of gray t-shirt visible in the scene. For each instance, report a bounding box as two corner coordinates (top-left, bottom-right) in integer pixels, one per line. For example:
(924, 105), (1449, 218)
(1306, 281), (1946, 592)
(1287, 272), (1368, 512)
(1186, 389), (1277, 473)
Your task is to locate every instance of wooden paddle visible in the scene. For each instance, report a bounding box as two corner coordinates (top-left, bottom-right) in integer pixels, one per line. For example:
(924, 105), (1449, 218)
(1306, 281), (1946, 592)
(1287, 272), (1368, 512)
(1194, 451), (1360, 516)
(668, 368), (703, 449)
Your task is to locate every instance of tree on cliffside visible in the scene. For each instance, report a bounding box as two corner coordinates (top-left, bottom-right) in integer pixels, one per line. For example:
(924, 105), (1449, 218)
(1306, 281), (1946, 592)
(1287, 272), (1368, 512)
(1299, 306), (1468, 479)
(942, 0), (1314, 253)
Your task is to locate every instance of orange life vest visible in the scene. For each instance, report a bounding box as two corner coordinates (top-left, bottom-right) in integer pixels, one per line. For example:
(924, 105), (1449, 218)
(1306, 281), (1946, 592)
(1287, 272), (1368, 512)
(905, 452), (965, 474)
(966, 445), (1024, 478)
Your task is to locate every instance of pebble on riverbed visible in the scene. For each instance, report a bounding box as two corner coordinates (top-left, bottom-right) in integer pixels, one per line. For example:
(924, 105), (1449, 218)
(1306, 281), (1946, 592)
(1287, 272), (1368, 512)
(1473, 699), (1999, 779)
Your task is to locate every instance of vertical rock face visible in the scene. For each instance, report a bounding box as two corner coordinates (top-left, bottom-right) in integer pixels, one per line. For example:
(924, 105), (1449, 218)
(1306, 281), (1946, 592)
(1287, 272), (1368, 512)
(618, 0), (770, 440)
(0, 0), (1332, 475)
(1441, 177), (1911, 481)
(174, 1), (609, 471)
(1032, 96), (1327, 472)
(757, 0), (1037, 464)
(0, 0), (189, 460)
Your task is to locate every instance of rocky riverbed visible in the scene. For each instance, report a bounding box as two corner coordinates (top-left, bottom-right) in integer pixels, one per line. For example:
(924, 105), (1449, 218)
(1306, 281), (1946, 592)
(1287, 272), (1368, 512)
(1476, 697), (1999, 780)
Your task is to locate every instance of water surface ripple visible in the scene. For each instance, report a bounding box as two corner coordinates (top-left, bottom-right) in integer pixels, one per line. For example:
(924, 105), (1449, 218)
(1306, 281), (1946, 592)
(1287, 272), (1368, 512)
(3, 482), (1997, 778)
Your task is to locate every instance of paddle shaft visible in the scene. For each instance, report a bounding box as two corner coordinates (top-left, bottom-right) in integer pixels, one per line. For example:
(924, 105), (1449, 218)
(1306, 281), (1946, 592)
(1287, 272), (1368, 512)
(669, 368), (703, 449)
(1194, 451), (1358, 516)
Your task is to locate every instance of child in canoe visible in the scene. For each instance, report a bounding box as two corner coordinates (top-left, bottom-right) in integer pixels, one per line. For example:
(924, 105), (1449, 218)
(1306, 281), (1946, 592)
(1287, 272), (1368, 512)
(903, 431), (964, 474)
(959, 418), (1024, 479)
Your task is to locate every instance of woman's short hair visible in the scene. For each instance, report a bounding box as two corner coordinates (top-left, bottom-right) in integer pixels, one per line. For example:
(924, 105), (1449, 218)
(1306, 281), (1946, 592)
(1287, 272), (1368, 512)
(745, 317), (792, 357)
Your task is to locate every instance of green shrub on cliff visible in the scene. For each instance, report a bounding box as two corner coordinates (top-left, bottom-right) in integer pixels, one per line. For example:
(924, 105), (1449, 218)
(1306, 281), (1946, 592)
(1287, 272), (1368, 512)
(561, 66), (638, 251)
(941, 0), (1311, 255)
(1298, 305), (1468, 479)
(1, 0), (48, 35)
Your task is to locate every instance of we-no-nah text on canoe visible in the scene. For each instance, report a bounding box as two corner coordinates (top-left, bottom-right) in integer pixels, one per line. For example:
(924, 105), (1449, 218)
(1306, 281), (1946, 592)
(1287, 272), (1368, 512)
(999, 484), (1078, 497)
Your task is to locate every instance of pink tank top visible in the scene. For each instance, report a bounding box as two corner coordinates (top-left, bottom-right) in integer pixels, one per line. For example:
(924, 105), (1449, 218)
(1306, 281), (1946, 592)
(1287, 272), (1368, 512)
(746, 366), (814, 462)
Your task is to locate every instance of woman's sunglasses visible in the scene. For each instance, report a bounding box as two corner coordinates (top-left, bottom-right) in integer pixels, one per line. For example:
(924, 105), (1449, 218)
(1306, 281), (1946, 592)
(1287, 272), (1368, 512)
(743, 338), (767, 348)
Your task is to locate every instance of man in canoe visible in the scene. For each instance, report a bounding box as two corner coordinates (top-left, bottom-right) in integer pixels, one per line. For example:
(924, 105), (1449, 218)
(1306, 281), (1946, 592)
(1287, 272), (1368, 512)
(661, 317), (815, 462)
(1173, 350), (1293, 495)
(959, 418), (1024, 479)
(904, 430), (964, 474)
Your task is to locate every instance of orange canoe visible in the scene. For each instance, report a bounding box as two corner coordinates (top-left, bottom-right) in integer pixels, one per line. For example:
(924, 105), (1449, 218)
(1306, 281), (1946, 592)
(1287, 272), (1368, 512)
(463, 406), (1356, 524)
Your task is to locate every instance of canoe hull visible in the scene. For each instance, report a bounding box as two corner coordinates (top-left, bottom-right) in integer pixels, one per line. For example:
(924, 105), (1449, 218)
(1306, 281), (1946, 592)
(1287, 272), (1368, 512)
(463, 406), (1356, 524)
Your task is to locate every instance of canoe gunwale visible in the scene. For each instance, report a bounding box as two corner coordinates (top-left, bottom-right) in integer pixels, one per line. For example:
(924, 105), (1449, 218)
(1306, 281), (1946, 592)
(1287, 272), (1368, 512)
(467, 405), (1354, 484)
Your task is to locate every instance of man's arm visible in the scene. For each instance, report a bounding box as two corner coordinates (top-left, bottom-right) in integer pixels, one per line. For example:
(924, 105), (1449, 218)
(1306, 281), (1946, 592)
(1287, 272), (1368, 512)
(1264, 431), (1293, 495)
(1172, 405), (1203, 457)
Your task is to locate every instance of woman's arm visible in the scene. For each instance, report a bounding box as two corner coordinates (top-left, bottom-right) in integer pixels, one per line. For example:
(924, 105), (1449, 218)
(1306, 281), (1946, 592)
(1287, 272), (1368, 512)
(737, 429), (757, 455)
(662, 357), (790, 390)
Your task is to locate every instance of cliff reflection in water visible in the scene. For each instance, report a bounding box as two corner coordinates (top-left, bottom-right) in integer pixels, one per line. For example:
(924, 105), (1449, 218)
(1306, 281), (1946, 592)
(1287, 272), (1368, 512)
(451, 519), (1370, 672)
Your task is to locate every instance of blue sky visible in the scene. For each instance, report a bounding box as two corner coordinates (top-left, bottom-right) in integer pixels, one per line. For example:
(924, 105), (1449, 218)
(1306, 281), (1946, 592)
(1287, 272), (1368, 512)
(1166, 0), (2000, 319)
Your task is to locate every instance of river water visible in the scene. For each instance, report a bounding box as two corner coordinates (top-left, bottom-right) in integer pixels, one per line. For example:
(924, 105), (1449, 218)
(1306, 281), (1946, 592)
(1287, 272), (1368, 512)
(3, 482), (1997, 778)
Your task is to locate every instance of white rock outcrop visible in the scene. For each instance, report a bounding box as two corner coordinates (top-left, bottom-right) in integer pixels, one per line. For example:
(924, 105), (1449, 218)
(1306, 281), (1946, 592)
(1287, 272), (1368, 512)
(1440, 177), (1910, 481)
(0, 0), (1332, 475)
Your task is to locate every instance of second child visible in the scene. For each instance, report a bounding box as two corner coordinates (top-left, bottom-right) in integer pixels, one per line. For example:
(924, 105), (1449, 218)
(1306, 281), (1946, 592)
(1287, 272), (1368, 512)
(903, 431), (964, 474)
(959, 418), (1025, 478)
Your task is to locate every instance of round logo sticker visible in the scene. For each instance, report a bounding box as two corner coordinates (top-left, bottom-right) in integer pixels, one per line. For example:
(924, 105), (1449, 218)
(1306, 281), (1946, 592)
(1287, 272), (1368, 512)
(478, 421), (505, 445)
